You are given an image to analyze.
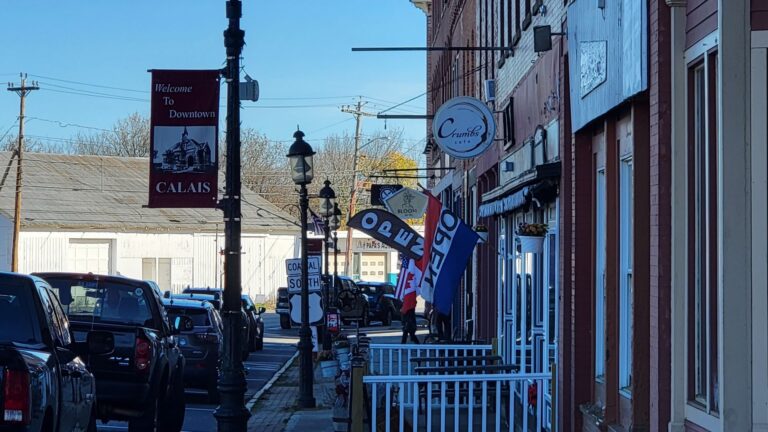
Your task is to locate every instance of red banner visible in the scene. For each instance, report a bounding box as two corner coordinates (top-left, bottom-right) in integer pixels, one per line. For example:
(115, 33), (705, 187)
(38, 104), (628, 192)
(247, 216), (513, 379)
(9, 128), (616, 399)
(148, 70), (220, 208)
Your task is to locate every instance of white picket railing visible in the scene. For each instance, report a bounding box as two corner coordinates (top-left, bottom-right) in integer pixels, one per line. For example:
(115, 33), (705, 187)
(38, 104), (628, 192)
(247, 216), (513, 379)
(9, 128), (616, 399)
(363, 372), (551, 432)
(368, 343), (494, 376)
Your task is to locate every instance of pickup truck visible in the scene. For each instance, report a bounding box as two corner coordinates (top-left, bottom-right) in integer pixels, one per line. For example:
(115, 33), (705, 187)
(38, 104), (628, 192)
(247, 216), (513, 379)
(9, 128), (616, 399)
(335, 276), (370, 327)
(0, 272), (103, 432)
(36, 272), (191, 432)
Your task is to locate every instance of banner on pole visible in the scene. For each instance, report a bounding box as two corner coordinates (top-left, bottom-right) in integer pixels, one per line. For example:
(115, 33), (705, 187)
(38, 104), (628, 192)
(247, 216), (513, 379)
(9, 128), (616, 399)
(148, 70), (220, 208)
(420, 205), (480, 315)
(347, 208), (423, 260)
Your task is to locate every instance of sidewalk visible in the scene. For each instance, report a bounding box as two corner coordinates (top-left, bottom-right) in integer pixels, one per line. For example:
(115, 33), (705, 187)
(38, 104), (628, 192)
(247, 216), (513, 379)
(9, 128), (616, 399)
(247, 355), (337, 432)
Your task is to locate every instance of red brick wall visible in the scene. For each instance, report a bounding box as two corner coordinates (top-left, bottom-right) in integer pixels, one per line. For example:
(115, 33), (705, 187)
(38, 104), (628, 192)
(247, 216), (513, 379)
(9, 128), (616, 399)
(649, 0), (672, 430)
(753, 0), (768, 30)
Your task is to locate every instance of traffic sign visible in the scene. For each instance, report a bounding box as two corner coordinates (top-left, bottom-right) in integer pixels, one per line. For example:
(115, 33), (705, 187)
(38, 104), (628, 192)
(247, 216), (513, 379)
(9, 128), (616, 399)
(286, 256), (321, 294)
(289, 292), (324, 325)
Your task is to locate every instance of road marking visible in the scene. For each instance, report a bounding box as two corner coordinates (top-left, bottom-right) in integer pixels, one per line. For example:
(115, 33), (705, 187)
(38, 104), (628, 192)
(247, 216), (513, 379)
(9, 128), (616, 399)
(186, 407), (215, 412)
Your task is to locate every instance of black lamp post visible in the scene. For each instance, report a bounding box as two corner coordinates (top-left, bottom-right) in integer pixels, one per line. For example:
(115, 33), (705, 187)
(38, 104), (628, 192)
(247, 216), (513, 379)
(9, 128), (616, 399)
(318, 180), (336, 350)
(214, 0), (249, 430)
(287, 130), (316, 409)
(330, 203), (342, 279)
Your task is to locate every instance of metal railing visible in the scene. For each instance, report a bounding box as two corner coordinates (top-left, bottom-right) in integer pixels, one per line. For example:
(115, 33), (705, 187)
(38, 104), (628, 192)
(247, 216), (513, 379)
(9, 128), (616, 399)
(363, 372), (551, 432)
(368, 343), (494, 376)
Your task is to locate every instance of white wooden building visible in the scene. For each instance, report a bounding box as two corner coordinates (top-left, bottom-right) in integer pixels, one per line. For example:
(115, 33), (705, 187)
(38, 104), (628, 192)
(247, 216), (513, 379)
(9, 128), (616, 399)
(0, 152), (298, 301)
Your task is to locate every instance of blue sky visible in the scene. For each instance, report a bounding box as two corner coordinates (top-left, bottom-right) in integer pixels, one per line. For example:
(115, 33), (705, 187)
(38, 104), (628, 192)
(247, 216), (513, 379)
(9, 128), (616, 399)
(0, 1), (427, 153)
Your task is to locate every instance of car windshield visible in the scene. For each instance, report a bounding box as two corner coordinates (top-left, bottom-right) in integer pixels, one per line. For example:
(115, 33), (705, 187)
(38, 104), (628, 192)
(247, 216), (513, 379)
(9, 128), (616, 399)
(45, 277), (154, 327)
(166, 307), (210, 327)
(0, 282), (43, 345)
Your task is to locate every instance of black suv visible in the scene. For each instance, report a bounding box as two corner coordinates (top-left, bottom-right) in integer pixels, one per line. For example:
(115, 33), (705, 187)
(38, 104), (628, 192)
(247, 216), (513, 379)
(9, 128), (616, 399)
(168, 292), (251, 361)
(335, 276), (370, 327)
(36, 272), (190, 432)
(162, 297), (222, 403)
(356, 281), (401, 326)
(276, 287), (291, 329)
(181, 288), (264, 352)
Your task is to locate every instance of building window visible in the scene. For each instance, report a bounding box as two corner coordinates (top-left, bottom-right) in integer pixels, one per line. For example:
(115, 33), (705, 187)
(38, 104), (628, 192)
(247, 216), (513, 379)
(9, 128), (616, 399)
(687, 50), (719, 414)
(619, 157), (634, 392)
(522, 0), (532, 30)
(503, 97), (515, 147)
(595, 168), (607, 378)
(512, 0), (522, 46)
(142, 257), (172, 293)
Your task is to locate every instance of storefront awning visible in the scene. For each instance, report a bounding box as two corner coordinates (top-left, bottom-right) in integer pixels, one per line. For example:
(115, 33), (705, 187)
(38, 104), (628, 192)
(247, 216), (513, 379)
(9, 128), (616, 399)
(479, 161), (561, 218)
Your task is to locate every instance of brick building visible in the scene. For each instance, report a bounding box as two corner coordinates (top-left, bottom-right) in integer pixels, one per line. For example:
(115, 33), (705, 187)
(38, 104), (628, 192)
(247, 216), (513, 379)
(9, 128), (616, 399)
(411, 0), (767, 430)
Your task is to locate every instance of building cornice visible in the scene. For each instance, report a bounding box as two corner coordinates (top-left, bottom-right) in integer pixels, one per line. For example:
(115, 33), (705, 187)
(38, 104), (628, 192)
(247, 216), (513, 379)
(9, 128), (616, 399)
(410, 0), (431, 15)
(666, 0), (686, 7)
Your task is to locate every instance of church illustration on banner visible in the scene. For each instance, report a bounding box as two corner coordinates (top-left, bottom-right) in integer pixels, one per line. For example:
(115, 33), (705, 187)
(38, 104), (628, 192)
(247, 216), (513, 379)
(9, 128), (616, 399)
(153, 126), (215, 173)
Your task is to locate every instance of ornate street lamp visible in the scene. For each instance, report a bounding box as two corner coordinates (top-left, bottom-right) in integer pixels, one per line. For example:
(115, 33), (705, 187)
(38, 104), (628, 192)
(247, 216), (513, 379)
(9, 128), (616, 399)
(317, 179), (335, 350)
(330, 203), (342, 279)
(286, 130), (316, 409)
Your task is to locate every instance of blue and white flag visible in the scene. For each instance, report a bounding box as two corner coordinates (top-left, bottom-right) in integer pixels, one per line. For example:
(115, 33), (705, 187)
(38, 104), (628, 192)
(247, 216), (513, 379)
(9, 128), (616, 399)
(420, 206), (480, 315)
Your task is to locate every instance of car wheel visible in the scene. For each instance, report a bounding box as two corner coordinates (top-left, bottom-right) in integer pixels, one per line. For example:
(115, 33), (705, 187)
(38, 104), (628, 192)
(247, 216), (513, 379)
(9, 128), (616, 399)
(382, 309), (393, 326)
(280, 315), (291, 329)
(249, 332), (257, 351)
(159, 368), (186, 432)
(208, 377), (221, 404)
(255, 334), (264, 351)
(129, 394), (159, 431)
(87, 406), (97, 432)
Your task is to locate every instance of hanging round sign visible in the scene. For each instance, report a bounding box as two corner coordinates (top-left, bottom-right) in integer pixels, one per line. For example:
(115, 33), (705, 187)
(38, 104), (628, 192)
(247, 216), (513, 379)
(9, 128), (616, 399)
(432, 96), (496, 159)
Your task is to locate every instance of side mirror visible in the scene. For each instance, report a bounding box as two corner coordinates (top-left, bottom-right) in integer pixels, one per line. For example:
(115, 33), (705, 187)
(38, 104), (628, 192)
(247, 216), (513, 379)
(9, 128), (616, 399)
(163, 291), (171, 299)
(171, 315), (194, 334)
(258, 307), (266, 314)
(87, 331), (115, 356)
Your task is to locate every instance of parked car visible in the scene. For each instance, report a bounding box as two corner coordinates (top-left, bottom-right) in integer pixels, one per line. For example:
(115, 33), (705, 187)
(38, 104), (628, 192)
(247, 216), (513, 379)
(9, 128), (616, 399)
(356, 281), (401, 326)
(0, 272), (102, 432)
(276, 287), (291, 329)
(168, 292), (250, 361)
(181, 288), (264, 352)
(162, 297), (222, 403)
(335, 276), (370, 327)
(36, 272), (190, 432)
(240, 294), (265, 351)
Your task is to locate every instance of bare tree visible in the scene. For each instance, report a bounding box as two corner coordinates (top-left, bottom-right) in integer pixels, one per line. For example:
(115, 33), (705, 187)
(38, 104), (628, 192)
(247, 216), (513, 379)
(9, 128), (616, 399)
(1, 134), (67, 154)
(73, 112), (150, 157)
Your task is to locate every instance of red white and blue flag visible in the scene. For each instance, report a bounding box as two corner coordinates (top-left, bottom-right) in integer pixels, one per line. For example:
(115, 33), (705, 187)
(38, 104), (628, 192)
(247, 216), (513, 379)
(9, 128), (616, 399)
(419, 201), (480, 315)
(395, 253), (421, 313)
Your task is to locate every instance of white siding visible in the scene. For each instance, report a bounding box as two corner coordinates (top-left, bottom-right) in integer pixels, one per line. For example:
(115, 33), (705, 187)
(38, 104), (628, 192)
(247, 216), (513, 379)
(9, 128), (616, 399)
(16, 231), (296, 301)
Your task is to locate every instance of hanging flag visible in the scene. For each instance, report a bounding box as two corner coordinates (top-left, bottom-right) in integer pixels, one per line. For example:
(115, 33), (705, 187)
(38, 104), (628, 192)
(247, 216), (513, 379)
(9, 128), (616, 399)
(420, 205), (480, 315)
(416, 194), (443, 303)
(347, 208), (423, 260)
(309, 209), (325, 236)
(394, 253), (409, 300)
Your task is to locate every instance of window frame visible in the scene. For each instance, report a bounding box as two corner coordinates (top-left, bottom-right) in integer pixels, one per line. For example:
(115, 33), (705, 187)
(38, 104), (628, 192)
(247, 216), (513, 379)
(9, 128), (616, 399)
(685, 47), (719, 418)
(619, 156), (634, 394)
(595, 167), (607, 379)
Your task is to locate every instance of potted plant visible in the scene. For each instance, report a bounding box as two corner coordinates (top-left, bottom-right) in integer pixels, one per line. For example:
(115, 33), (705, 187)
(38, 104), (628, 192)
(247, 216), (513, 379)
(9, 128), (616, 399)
(317, 350), (338, 378)
(474, 224), (489, 243)
(516, 222), (548, 253)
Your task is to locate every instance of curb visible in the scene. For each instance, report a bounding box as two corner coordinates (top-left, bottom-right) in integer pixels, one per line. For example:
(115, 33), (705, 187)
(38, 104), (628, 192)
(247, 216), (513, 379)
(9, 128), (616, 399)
(245, 351), (299, 412)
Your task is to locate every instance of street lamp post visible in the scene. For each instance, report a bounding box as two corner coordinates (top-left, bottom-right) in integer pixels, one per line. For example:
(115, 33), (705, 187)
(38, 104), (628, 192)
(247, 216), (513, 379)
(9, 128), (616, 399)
(214, 0), (249, 430)
(318, 180), (336, 350)
(287, 130), (316, 409)
(330, 203), (342, 279)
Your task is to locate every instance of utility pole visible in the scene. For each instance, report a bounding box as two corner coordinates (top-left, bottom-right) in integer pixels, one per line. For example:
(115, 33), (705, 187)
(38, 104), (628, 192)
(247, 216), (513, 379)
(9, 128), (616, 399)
(6, 74), (38, 273)
(213, 1), (249, 431)
(340, 100), (375, 277)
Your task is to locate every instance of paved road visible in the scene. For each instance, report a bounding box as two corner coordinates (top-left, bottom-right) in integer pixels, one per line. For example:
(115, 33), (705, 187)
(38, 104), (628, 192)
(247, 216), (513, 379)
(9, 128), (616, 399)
(97, 313), (297, 432)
